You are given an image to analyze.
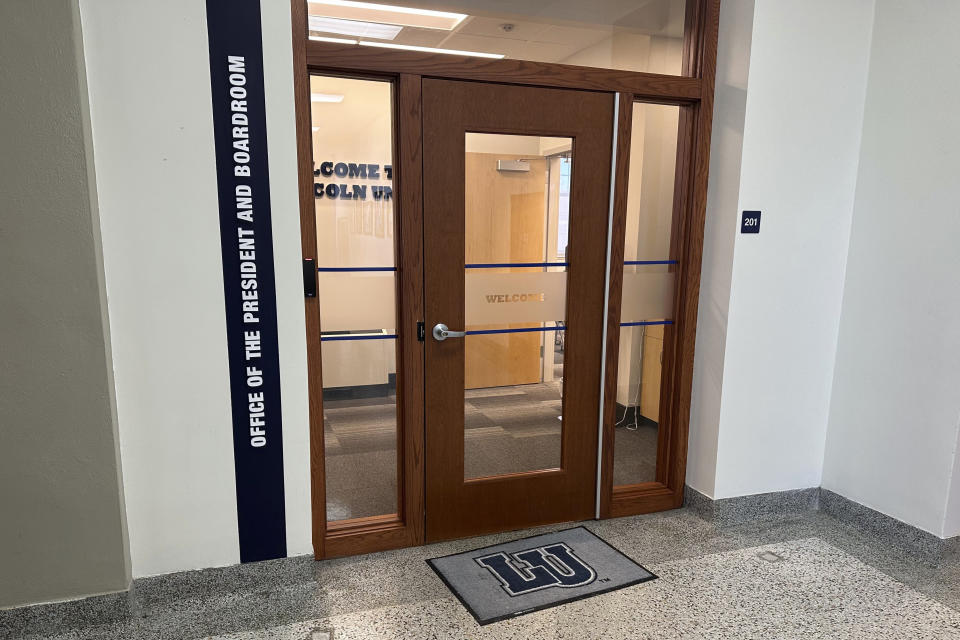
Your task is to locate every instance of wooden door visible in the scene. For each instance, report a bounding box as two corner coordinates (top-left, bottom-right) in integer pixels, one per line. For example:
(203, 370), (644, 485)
(422, 79), (614, 541)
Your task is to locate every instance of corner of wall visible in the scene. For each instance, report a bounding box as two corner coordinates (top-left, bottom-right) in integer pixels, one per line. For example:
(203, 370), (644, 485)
(710, 0), (876, 500)
(73, 0), (132, 589)
(685, 0), (756, 499)
(940, 410), (960, 538)
(813, 0), (877, 494)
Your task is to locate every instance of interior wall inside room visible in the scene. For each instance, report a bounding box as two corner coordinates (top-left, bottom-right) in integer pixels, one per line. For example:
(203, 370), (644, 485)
(312, 76), (397, 390)
(79, 0), (311, 577)
(821, 0), (960, 538)
(615, 102), (679, 418)
(0, 0), (130, 607)
(694, 0), (876, 499)
(563, 33), (682, 76)
(463, 151), (548, 389)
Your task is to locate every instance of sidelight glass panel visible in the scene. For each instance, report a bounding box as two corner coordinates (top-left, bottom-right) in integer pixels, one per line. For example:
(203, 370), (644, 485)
(317, 272), (397, 334)
(463, 133), (572, 480)
(311, 74), (399, 520)
(307, 0), (689, 75)
(613, 102), (680, 487)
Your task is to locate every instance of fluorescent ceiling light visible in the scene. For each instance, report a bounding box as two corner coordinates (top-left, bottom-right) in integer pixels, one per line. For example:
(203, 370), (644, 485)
(309, 35), (358, 45)
(312, 127), (321, 131)
(312, 93), (345, 103)
(309, 0), (466, 30)
(358, 41), (504, 59)
(309, 16), (402, 40)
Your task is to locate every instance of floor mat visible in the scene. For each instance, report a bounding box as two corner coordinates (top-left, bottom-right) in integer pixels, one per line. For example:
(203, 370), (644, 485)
(427, 526), (656, 625)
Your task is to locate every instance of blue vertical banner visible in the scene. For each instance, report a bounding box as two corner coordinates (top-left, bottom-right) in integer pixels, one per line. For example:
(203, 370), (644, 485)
(206, 0), (286, 562)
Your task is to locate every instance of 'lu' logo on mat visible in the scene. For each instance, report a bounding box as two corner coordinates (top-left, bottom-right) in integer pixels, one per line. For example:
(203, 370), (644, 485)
(474, 542), (597, 596)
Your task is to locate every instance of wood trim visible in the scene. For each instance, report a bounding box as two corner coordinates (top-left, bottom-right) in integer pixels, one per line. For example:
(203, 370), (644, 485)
(394, 73), (425, 546)
(598, 92), (635, 519)
(305, 41), (701, 101)
(309, 74), (426, 557)
(605, 0), (722, 516)
(609, 482), (678, 518)
(293, 2), (428, 557)
(325, 517), (415, 558)
(290, 0), (328, 559)
(663, 0), (720, 503)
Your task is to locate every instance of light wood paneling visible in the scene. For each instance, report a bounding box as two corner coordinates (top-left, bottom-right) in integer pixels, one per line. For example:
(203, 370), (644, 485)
(464, 152), (546, 389)
(640, 327), (664, 421)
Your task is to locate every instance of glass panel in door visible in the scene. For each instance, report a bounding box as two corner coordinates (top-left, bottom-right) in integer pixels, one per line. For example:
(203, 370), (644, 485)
(462, 133), (573, 480)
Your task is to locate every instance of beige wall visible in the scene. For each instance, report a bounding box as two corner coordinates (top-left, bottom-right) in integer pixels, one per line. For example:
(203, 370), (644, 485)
(0, 0), (129, 607)
(311, 76), (397, 389)
(464, 151), (548, 389)
(616, 102), (680, 412)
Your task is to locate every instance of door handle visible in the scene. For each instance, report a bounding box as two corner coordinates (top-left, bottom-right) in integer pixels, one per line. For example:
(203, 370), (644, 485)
(432, 323), (466, 341)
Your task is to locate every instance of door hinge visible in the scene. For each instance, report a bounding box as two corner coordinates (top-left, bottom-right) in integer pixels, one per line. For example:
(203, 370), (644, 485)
(303, 258), (316, 297)
(417, 321), (425, 342)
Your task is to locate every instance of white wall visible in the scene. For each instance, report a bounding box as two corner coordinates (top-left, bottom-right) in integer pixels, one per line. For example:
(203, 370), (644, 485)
(945, 427), (960, 537)
(686, 0), (754, 497)
(79, 0), (310, 577)
(821, 0), (960, 538)
(0, 0), (130, 607)
(692, 0), (875, 498)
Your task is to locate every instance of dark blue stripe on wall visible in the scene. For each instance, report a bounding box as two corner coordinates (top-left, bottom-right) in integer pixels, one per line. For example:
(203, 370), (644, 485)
(465, 262), (569, 269)
(321, 334), (398, 341)
(206, 0), (286, 563)
(317, 266), (396, 272)
(620, 320), (674, 327)
(623, 260), (678, 265)
(466, 326), (565, 336)
(461, 322), (673, 336)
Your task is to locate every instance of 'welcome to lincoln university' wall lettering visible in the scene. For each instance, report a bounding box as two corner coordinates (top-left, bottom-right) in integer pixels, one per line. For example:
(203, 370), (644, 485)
(313, 161), (393, 201)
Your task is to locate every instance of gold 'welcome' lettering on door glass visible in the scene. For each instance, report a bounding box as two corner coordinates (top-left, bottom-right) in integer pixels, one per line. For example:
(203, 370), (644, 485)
(462, 133), (573, 481)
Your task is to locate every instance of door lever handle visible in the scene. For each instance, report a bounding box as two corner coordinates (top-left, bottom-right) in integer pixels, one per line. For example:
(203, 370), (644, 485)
(432, 323), (466, 341)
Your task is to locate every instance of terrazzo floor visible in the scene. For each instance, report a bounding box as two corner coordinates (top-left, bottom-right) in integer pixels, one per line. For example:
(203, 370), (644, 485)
(6, 505), (960, 639)
(212, 538), (960, 640)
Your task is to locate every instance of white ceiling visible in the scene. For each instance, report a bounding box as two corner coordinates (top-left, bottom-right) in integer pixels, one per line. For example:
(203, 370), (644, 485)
(308, 0), (685, 65)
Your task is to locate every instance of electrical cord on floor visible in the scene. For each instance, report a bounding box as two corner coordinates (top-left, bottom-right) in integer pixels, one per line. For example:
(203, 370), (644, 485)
(615, 325), (645, 431)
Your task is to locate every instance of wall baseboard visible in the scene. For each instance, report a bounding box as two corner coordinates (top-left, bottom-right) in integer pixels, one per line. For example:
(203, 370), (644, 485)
(684, 485), (960, 561)
(683, 485), (820, 526)
(818, 489), (959, 560)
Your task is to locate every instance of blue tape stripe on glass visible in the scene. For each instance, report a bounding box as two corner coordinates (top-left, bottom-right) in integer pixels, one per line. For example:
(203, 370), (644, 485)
(623, 260), (678, 265)
(465, 262), (569, 269)
(320, 334), (398, 341)
(465, 326), (565, 336)
(619, 320), (674, 327)
(317, 266), (396, 272)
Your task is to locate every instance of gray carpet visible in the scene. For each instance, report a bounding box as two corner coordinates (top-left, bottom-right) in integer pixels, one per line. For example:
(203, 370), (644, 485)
(323, 378), (658, 521)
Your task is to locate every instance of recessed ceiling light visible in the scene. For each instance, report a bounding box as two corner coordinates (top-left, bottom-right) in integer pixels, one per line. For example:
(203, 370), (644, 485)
(357, 41), (504, 59)
(309, 35), (358, 45)
(311, 93), (345, 103)
(309, 16), (402, 40)
(309, 0), (466, 30)
(312, 126), (321, 131)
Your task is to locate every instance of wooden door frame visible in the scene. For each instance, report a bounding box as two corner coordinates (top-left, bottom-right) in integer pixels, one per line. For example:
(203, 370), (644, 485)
(291, 0), (721, 558)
